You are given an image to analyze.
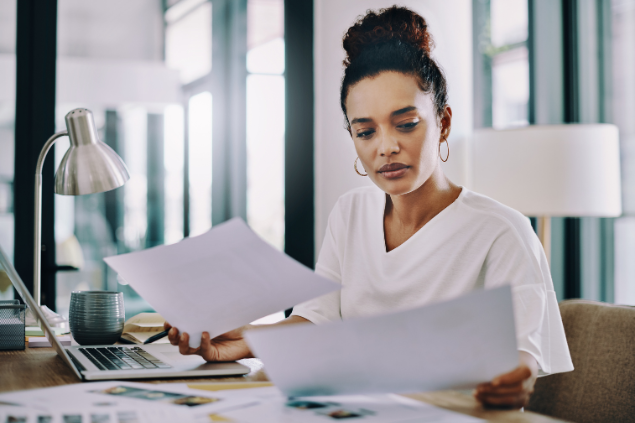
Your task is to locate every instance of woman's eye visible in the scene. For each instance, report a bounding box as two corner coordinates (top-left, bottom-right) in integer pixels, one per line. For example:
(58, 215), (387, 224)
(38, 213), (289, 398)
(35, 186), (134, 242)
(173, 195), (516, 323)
(398, 122), (419, 130)
(356, 130), (375, 138)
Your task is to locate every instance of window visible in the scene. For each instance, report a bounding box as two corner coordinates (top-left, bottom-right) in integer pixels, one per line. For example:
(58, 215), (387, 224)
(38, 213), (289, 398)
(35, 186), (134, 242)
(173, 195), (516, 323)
(165, 1), (212, 85)
(246, 0), (286, 324)
(246, 0), (285, 251)
(49, 0), (287, 320)
(164, 105), (185, 244)
(489, 0), (530, 128)
(612, 0), (635, 305)
(0, 0), (16, 301)
(474, 0), (635, 303)
(55, 0), (180, 317)
(164, 0), (214, 241)
(188, 91), (213, 236)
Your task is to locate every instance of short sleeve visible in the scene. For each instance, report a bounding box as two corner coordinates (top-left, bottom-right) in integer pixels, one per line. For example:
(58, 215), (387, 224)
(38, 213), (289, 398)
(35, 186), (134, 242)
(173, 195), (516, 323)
(291, 205), (343, 324)
(482, 218), (574, 375)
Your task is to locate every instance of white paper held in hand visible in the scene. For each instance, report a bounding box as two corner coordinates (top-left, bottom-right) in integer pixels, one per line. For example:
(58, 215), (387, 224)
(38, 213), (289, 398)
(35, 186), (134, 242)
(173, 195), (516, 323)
(104, 218), (340, 348)
(245, 286), (518, 396)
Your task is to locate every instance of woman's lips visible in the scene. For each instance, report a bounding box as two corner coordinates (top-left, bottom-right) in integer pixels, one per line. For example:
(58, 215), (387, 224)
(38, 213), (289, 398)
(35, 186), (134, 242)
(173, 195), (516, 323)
(378, 163), (409, 179)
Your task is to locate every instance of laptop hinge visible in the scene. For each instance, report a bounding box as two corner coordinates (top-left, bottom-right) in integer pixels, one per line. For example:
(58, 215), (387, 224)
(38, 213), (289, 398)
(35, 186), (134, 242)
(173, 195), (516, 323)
(66, 350), (87, 379)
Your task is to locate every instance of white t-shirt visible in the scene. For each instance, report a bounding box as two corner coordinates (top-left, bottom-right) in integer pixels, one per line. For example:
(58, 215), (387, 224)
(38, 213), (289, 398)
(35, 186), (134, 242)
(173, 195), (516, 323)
(292, 186), (574, 375)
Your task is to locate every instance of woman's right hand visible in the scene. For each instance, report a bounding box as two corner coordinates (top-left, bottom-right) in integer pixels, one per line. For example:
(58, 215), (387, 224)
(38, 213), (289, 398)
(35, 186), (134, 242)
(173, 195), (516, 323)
(164, 322), (253, 362)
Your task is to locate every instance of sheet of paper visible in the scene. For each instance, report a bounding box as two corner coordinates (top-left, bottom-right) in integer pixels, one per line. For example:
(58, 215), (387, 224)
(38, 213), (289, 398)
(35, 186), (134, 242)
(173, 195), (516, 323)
(246, 286), (518, 396)
(159, 384), (283, 410)
(160, 384), (484, 423)
(104, 218), (339, 348)
(212, 392), (484, 423)
(0, 381), (258, 417)
(185, 381), (275, 392)
(0, 405), (188, 423)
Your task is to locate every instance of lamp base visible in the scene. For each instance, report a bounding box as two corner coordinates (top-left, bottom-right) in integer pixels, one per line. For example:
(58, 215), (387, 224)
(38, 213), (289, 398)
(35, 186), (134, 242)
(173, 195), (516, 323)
(537, 216), (551, 265)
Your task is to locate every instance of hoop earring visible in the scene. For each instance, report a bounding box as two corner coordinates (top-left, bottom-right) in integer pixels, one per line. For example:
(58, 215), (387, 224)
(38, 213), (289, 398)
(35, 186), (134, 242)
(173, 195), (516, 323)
(439, 138), (450, 162)
(354, 157), (368, 176)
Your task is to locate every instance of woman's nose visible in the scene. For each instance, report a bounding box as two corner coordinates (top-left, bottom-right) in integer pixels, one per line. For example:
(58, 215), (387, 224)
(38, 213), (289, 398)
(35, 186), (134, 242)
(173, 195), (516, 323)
(378, 133), (400, 156)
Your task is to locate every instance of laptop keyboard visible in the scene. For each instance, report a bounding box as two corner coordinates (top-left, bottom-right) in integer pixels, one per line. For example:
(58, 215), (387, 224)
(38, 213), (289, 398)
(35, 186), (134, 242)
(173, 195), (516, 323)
(78, 346), (172, 371)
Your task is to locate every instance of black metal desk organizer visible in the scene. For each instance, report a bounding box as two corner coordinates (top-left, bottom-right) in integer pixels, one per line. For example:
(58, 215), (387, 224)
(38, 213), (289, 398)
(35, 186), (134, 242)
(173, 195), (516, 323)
(0, 299), (26, 350)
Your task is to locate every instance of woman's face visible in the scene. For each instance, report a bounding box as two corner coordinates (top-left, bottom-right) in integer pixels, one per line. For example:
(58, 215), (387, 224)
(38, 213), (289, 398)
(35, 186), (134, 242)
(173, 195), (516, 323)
(345, 71), (451, 196)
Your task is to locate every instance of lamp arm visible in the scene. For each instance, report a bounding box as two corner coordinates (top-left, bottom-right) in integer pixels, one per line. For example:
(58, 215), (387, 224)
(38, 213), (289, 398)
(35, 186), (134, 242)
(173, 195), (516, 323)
(34, 130), (68, 306)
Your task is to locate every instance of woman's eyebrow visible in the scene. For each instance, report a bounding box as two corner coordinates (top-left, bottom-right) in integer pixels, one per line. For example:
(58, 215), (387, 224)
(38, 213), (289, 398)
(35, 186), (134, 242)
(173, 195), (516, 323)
(350, 117), (373, 125)
(350, 106), (417, 125)
(391, 106), (417, 117)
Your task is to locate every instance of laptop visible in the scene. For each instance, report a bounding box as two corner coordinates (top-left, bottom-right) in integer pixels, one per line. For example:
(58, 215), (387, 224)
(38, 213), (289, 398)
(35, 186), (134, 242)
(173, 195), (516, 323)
(0, 243), (249, 381)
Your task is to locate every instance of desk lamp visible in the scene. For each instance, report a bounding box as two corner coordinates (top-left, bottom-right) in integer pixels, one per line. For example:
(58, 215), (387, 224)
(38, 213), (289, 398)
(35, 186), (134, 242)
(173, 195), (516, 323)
(34, 108), (130, 305)
(472, 124), (622, 263)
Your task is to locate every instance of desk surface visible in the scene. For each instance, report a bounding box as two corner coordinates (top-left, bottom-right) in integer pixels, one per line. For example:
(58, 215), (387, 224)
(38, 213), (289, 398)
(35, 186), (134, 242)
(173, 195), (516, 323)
(1, 347), (565, 423)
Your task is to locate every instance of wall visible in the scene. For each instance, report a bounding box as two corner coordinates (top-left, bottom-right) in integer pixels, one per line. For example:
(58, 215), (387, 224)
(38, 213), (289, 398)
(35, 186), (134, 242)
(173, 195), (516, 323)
(0, 1), (16, 54)
(314, 0), (473, 256)
(57, 0), (163, 62)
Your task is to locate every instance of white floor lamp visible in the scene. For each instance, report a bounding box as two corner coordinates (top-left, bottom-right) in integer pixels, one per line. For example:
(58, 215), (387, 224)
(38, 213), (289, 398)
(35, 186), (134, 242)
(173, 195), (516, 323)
(472, 124), (622, 263)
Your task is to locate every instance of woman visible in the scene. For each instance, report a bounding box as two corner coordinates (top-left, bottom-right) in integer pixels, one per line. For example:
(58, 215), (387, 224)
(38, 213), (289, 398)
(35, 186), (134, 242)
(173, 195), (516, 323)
(166, 6), (573, 408)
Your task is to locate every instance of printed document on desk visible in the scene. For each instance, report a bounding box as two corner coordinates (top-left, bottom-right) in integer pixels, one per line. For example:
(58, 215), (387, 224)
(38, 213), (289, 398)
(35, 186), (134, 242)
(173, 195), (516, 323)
(0, 381), (257, 417)
(104, 218), (339, 348)
(158, 383), (485, 422)
(246, 286), (518, 396)
(0, 405), (187, 423)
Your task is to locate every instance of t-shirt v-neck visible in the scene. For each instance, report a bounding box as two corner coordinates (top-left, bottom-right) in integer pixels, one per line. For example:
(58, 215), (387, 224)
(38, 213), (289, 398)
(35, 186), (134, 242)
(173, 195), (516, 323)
(380, 188), (464, 255)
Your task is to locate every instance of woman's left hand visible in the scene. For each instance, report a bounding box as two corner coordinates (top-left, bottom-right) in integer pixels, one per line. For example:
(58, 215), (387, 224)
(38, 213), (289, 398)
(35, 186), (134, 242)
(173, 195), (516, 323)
(474, 351), (538, 409)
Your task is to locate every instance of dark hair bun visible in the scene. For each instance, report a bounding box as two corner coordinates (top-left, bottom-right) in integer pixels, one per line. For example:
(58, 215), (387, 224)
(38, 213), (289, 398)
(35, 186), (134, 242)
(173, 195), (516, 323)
(343, 6), (433, 67)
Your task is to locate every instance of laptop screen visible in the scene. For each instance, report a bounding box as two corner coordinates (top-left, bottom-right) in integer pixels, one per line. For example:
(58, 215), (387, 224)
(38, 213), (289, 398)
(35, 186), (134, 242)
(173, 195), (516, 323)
(0, 243), (82, 379)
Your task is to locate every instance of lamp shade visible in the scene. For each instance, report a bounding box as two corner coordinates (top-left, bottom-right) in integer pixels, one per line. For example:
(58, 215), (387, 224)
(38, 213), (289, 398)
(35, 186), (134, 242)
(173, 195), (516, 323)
(55, 108), (130, 195)
(472, 124), (622, 217)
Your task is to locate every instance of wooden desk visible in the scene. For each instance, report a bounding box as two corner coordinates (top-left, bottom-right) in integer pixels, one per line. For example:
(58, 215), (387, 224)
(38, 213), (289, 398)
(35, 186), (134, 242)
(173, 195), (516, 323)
(1, 347), (564, 422)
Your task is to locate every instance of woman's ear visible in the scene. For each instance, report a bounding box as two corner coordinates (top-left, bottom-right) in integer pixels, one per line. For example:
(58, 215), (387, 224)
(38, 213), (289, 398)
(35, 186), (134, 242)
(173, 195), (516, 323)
(440, 106), (452, 141)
